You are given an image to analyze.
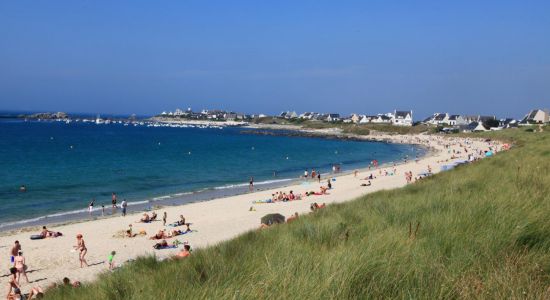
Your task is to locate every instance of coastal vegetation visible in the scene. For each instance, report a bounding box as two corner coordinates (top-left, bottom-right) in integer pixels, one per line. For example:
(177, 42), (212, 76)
(46, 128), (550, 299)
(253, 116), (432, 135)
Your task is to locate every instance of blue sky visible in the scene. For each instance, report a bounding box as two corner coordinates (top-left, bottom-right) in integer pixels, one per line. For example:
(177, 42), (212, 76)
(0, 1), (549, 119)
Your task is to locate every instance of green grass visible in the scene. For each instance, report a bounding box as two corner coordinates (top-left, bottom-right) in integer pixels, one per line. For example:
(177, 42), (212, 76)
(251, 117), (431, 135)
(46, 128), (550, 299)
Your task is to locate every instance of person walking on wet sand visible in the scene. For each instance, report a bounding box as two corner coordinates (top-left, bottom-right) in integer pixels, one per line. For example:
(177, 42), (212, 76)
(249, 177), (254, 192)
(74, 234), (89, 268)
(111, 192), (118, 213)
(121, 199), (127, 216)
(88, 199), (95, 216)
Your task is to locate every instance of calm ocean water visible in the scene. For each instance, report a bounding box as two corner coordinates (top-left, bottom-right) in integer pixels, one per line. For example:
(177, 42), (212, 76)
(0, 119), (424, 229)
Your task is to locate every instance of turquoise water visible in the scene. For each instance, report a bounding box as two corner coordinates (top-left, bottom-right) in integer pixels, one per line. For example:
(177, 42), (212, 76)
(0, 119), (423, 229)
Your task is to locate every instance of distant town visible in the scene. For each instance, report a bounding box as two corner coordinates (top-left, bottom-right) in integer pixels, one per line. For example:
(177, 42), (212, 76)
(154, 107), (550, 132)
(8, 107), (550, 133)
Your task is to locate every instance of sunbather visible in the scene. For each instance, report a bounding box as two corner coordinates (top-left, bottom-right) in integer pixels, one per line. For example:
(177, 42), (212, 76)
(138, 213), (151, 223)
(149, 230), (168, 240)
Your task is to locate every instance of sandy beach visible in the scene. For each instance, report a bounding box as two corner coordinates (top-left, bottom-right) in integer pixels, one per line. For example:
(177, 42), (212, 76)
(0, 132), (504, 292)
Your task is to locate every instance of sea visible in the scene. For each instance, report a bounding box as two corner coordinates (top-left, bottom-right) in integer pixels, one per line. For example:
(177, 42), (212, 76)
(0, 117), (425, 231)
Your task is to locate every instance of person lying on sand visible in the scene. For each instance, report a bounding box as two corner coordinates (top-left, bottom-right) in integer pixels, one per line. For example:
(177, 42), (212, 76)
(153, 239), (169, 249)
(27, 286), (45, 300)
(40, 226), (61, 238)
(149, 230), (169, 240)
(310, 202), (326, 211)
(360, 180), (372, 187)
(62, 277), (81, 288)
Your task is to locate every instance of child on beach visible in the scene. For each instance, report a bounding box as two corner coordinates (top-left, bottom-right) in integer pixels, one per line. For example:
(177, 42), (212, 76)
(108, 251), (116, 270)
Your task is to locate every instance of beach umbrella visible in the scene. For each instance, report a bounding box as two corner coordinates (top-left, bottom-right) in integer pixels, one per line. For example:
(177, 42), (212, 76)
(261, 213), (285, 225)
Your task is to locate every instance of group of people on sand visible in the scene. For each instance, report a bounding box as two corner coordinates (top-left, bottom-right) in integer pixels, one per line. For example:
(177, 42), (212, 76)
(271, 190), (300, 202)
(87, 193), (128, 217)
(10, 241), (29, 284)
(137, 212), (158, 223)
(149, 224), (192, 240)
(40, 226), (62, 238)
(6, 240), (53, 299)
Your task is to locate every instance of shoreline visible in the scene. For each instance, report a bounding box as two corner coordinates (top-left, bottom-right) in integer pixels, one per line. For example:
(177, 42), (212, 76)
(0, 128), (425, 234)
(0, 132), (502, 291)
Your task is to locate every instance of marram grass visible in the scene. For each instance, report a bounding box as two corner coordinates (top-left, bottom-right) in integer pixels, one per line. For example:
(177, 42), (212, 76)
(47, 128), (550, 299)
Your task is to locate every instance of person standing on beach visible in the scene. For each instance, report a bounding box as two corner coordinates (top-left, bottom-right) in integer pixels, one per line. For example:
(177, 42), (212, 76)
(10, 241), (21, 264)
(112, 193), (117, 210)
(121, 199), (127, 216)
(163, 212), (167, 226)
(13, 251), (29, 284)
(74, 234), (88, 268)
(249, 177), (254, 192)
(304, 169), (308, 179)
(317, 173), (321, 183)
(88, 199), (95, 216)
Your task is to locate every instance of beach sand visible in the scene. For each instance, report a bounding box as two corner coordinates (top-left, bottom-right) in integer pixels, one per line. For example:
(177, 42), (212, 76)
(0, 133), (503, 292)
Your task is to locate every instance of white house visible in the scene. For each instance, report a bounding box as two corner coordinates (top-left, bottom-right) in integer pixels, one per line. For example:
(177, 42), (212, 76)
(521, 109), (549, 124)
(423, 113), (449, 126)
(447, 115), (467, 126)
(473, 122), (488, 132)
(391, 110), (413, 126)
(371, 114), (392, 124)
(351, 114), (361, 124)
(326, 114), (341, 122)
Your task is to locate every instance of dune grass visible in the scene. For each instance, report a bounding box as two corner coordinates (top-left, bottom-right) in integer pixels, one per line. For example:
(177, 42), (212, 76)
(47, 128), (550, 299)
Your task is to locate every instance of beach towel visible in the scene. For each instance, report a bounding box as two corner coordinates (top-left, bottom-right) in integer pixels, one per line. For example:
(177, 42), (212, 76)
(252, 199), (272, 204)
(168, 222), (193, 227)
(153, 244), (178, 250)
(30, 235), (45, 240)
(171, 230), (197, 237)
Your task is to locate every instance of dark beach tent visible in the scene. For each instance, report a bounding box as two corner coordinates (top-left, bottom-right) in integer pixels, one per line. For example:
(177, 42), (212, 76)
(261, 213), (285, 225)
